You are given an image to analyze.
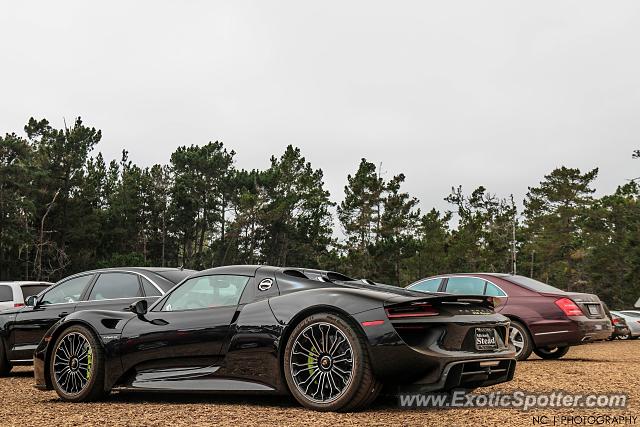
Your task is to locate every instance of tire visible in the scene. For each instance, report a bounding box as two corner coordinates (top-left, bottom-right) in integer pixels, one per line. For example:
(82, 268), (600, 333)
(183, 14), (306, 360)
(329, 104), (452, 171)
(0, 339), (12, 377)
(509, 320), (533, 361)
(283, 312), (382, 412)
(630, 336), (639, 340)
(617, 333), (631, 340)
(49, 325), (107, 402)
(533, 345), (570, 360)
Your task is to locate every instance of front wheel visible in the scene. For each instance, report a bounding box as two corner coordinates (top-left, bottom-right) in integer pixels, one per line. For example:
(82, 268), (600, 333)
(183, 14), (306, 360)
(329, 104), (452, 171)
(49, 325), (107, 402)
(283, 313), (381, 412)
(533, 345), (570, 360)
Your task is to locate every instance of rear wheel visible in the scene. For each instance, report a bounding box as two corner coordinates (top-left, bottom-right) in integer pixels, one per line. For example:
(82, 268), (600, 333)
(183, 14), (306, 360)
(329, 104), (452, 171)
(283, 313), (381, 412)
(0, 339), (11, 376)
(533, 345), (570, 360)
(49, 325), (106, 402)
(617, 333), (631, 340)
(509, 321), (533, 361)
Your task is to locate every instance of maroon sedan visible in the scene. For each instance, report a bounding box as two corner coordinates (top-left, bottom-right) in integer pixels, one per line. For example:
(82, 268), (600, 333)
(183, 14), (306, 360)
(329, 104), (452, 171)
(407, 273), (612, 361)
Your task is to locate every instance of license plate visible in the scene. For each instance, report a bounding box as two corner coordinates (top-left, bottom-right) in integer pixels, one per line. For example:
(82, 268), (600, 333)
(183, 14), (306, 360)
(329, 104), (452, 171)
(475, 328), (497, 351)
(587, 305), (600, 315)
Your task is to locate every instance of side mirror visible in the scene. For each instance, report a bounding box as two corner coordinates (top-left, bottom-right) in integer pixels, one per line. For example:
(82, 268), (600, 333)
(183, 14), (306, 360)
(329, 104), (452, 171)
(130, 299), (148, 316)
(25, 295), (38, 307)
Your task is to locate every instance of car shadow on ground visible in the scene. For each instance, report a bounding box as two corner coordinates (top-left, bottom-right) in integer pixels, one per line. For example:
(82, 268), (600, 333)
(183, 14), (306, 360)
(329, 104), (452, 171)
(7, 370), (33, 378)
(47, 391), (303, 409)
(41, 389), (404, 411)
(525, 358), (613, 363)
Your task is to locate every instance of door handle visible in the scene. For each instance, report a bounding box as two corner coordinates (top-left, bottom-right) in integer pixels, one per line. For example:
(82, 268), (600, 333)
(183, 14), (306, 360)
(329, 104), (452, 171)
(58, 312), (70, 318)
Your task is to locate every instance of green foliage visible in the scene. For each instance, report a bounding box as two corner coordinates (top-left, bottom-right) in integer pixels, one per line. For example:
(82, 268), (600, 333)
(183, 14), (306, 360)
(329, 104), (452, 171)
(1, 117), (639, 308)
(337, 159), (385, 278)
(522, 167), (599, 291)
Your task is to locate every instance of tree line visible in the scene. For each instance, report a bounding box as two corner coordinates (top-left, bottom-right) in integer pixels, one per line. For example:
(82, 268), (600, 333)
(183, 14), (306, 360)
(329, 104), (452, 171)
(1, 117), (639, 308)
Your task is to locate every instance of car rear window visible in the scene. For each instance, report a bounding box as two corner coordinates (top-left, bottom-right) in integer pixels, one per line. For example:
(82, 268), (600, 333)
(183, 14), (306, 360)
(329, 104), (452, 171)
(0, 285), (13, 302)
(20, 284), (49, 299)
(505, 275), (565, 293)
(410, 278), (442, 293)
(89, 273), (142, 300)
(445, 277), (486, 295)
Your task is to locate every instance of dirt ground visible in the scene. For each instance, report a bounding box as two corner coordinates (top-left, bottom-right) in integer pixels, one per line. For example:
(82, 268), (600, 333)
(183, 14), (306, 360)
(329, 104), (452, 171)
(0, 340), (638, 427)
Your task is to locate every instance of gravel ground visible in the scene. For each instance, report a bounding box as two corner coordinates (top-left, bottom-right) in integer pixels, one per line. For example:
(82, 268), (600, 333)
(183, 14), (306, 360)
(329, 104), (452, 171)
(0, 340), (638, 427)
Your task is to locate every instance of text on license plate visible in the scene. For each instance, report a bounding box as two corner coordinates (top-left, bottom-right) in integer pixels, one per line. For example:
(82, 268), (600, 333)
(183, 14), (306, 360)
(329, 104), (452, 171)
(475, 328), (497, 350)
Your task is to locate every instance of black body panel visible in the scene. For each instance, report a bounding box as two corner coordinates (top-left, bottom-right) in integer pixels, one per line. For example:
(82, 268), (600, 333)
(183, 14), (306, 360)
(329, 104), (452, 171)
(33, 265), (516, 396)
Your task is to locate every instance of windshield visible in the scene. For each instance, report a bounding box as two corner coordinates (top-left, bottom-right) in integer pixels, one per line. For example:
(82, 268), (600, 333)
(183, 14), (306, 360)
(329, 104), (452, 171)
(505, 275), (565, 293)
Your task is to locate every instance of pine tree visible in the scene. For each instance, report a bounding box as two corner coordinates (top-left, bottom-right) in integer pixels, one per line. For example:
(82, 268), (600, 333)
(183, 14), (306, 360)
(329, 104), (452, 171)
(522, 167), (598, 290)
(337, 159), (384, 278)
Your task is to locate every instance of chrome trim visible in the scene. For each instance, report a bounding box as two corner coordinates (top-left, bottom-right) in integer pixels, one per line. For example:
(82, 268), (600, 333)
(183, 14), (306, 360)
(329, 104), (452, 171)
(84, 271), (165, 302)
(89, 270), (165, 298)
(407, 275), (508, 297)
(37, 270), (165, 306)
(534, 330), (570, 336)
(135, 272), (165, 295)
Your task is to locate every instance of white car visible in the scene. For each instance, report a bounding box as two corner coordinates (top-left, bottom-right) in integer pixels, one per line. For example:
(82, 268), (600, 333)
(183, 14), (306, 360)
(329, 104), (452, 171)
(611, 310), (640, 339)
(0, 282), (52, 311)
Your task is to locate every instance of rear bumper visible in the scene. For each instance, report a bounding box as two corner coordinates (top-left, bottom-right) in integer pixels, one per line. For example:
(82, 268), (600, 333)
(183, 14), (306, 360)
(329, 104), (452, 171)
(530, 317), (612, 347)
(354, 308), (517, 390)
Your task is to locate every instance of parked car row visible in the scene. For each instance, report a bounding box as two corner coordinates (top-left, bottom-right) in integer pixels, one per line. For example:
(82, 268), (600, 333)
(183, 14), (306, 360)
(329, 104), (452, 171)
(1, 265), (519, 411)
(0, 266), (629, 412)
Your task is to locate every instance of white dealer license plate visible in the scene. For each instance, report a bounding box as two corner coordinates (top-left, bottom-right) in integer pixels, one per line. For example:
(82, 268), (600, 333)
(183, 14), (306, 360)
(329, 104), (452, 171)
(475, 328), (497, 351)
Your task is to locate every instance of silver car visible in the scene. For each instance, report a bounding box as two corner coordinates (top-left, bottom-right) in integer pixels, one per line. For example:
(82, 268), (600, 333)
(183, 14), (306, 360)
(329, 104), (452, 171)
(0, 281), (52, 311)
(610, 310), (640, 339)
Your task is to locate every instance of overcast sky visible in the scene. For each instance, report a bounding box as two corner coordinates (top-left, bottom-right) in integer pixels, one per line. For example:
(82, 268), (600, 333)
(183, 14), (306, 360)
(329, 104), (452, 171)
(1, 1), (639, 216)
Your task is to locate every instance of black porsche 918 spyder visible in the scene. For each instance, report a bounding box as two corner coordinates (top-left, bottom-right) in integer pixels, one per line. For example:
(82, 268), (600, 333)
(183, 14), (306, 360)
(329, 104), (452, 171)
(34, 265), (516, 411)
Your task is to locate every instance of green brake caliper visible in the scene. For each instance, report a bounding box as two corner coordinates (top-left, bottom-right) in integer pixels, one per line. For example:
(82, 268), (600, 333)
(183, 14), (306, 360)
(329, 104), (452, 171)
(307, 345), (317, 382)
(86, 346), (93, 381)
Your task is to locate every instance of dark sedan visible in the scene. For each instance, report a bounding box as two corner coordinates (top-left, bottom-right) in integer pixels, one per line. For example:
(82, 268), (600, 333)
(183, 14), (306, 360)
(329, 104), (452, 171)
(0, 267), (194, 375)
(33, 265), (515, 412)
(407, 273), (612, 360)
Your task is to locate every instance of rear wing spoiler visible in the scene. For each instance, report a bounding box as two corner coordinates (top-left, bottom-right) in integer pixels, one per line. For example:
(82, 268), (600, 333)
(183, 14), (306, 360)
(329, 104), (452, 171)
(384, 294), (500, 310)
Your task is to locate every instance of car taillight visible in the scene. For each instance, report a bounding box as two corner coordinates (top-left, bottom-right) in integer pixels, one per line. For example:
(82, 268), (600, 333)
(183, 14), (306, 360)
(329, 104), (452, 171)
(14, 303), (24, 308)
(612, 318), (620, 325)
(554, 298), (583, 317)
(385, 302), (439, 319)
